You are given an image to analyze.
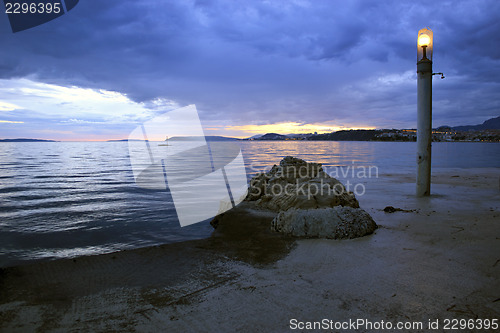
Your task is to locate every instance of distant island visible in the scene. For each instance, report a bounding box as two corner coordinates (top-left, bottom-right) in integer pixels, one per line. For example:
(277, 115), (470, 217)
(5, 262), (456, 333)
(0, 138), (57, 142)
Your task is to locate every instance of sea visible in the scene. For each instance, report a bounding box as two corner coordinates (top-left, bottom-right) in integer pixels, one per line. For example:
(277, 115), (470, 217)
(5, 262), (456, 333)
(0, 141), (498, 267)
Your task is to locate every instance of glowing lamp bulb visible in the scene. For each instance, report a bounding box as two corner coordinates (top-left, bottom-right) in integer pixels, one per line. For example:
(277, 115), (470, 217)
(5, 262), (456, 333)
(418, 34), (430, 47)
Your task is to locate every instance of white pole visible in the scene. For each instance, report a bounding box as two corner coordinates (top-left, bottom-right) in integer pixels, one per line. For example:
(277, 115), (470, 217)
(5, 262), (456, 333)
(416, 58), (432, 196)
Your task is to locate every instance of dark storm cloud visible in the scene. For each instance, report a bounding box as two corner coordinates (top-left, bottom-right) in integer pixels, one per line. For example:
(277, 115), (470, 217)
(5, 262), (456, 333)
(0, 0), (499, 130)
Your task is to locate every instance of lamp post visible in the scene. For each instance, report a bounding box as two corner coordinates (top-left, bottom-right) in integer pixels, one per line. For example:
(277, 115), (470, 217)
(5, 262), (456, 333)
(416, 28), (433, 197)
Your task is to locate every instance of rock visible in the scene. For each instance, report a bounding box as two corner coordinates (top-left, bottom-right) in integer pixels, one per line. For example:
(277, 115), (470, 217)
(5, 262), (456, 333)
(213, 156), (376, 241)
(383, 206), (414, 213)
(272, 206), (377, 239)
(384, 206), (397, 213)
(245, 156), (359, 211)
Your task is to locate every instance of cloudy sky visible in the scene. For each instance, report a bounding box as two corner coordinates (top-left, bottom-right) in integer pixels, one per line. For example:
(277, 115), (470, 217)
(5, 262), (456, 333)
(0, 0), (499, 140)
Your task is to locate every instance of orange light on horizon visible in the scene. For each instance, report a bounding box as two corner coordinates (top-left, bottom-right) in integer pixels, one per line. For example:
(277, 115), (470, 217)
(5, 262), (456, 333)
(210, 121), (376, 138)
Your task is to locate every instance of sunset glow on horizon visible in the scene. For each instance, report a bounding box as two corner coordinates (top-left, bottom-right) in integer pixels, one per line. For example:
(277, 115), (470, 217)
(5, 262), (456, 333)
(204, 122), (377, 139)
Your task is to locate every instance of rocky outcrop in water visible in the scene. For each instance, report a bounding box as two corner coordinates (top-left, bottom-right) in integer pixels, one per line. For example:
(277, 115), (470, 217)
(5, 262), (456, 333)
(245, 156), (359, 211)
(213, 156), (376, 240)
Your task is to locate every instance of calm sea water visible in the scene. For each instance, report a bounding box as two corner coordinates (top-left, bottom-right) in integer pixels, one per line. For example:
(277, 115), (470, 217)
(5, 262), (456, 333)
(0, 141), (498, 267)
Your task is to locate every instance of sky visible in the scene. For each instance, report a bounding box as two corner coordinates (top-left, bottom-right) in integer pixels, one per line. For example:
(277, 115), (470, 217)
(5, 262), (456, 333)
(0, 0), (499, 140)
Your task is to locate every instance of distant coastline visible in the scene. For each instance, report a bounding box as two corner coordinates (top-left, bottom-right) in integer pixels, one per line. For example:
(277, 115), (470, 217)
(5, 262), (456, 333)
(0, 138), (57, 142)
(247, 128), (499, 142)
(3, 116), (498, 143)
(243, 116), (500, 142)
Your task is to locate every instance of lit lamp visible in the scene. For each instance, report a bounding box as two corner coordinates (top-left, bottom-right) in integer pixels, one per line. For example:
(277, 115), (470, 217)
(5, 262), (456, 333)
(417, 32), (432, 61)
(416, 28), (433, 196)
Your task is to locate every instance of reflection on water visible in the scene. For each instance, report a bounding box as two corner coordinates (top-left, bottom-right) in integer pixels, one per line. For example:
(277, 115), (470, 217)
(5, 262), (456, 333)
(240, 141), (378, 175)
(0, 141), (498, 266)
(240, 141), (499, 175)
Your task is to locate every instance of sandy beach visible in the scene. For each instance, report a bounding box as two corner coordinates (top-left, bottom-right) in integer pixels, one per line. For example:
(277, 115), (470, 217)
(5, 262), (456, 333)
(1, 168), (499, 332)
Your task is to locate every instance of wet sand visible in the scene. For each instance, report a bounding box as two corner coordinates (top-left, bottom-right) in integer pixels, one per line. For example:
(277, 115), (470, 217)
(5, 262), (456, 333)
(1, 168), (499, 332)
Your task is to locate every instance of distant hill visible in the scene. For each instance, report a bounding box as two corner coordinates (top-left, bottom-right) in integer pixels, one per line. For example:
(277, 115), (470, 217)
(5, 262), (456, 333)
(247, 134), (264, 140)
(449, 116), (500, 131)
(0, 138), (57, 142)
(253, 133), (288, 140)
(308, 130), (383, 141)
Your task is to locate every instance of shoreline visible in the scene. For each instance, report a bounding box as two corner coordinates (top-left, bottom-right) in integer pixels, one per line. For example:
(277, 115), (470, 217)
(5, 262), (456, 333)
(1, 168), (499, 331)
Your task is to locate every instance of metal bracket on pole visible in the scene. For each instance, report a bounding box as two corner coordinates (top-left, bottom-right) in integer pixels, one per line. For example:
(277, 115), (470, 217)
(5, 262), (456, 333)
(432, 72), (445, 79)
